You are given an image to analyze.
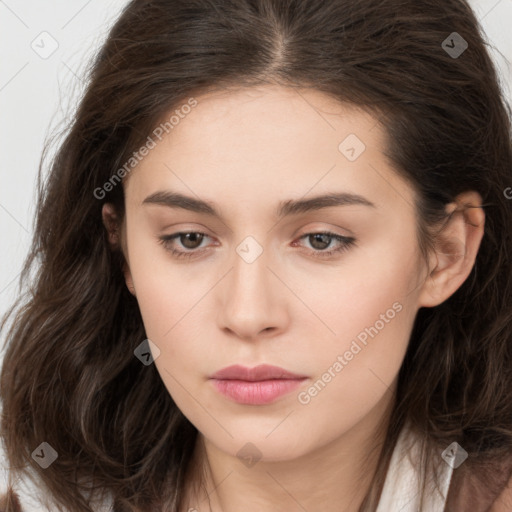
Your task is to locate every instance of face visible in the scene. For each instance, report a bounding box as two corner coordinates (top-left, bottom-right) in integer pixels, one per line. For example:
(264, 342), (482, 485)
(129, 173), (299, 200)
(117, 85), (429, 461)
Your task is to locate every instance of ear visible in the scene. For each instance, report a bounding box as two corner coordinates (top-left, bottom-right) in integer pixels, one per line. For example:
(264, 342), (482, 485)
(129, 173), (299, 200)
(101, 203), (136, 296)
(417, 191), (485, 308)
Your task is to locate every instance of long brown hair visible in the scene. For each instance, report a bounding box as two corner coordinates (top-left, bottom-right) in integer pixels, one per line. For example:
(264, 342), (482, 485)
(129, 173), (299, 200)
(1, 0), (512, 510)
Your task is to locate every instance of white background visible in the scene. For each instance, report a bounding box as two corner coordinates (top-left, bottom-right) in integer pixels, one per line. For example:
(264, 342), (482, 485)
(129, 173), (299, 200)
(1, 0), (511, 347)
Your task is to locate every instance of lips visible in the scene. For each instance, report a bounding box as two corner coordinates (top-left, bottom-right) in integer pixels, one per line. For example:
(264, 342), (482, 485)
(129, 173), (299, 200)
(209, 364), (308, 405)
(210, 364), (307, 381)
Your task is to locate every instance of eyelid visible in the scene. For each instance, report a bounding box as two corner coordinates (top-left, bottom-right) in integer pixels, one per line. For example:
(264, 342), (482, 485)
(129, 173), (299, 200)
(293, 221), (355, 238)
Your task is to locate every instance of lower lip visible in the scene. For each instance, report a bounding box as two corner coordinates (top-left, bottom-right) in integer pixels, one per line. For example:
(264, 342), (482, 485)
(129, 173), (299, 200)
(210, 378), (307, 405)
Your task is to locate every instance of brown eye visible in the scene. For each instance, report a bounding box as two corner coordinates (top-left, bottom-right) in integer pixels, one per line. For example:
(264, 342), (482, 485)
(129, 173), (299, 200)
(308, 233), (333, 250)
(293, 231), (356, 259)
(179, 232), (204, 249)
(157, 231), (214, 260)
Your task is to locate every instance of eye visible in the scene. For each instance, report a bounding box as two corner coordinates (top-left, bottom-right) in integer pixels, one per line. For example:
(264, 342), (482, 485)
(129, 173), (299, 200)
(157, 230), (356, 260)
(292, 232), (356, 259)
(157, 231), (214, 260)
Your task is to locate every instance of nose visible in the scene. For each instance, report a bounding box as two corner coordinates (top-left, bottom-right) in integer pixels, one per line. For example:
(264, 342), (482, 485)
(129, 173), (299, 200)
(216, 240), (290, 341)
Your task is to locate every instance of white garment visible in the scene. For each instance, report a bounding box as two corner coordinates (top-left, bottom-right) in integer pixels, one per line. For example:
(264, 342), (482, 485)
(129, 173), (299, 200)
(376, 421), (454, 511)
(1, 422), (453, 512)
(0, 453), (47, 512)
(0, 441), (113, 512)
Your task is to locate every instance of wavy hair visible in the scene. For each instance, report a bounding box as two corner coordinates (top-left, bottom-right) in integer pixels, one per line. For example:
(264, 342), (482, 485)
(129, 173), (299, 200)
(1, 0), (512, 510)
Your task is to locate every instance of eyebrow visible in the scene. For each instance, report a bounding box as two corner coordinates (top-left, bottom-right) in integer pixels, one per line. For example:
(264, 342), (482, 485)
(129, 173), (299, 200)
(142, 190), (376, 219)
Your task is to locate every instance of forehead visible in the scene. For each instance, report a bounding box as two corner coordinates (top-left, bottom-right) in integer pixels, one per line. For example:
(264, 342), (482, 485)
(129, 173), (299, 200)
(156, 85), (383, 161)
(124, 84), (415, 216)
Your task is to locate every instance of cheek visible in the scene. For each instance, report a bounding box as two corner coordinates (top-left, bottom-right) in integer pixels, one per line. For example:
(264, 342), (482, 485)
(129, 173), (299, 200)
(125, 225), (204, 339)
(292, 236), (421, 397)
(290, 289), (416, 449)
(295, 232), (420, 340)
(131, 264), (209, 404)
(126, 245), (220, 402)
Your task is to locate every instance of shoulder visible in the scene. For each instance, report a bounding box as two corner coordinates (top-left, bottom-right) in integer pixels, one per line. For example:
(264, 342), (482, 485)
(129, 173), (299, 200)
(490, 472), (512, 512)
(377, 421), (454, 511)
(446, 451), (512, 512)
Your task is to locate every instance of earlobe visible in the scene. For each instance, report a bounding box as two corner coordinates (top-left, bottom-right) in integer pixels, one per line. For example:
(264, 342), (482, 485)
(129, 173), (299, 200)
(418, 233), (467, 307)
(418, 191), (485, 308)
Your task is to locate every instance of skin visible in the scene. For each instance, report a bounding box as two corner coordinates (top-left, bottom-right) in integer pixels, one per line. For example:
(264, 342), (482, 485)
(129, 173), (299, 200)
(102, 84), (485, 512)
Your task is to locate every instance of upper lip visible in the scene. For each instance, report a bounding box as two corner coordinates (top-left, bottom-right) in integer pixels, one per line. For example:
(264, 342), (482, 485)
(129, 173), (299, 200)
(210, 364), (307, 381)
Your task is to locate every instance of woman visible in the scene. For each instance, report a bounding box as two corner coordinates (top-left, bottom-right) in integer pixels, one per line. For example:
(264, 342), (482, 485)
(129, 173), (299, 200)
(1, 0), (512, 510)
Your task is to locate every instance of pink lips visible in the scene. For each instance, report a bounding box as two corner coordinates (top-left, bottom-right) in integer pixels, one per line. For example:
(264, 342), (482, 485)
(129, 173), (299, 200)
(209, 364), (308, 405)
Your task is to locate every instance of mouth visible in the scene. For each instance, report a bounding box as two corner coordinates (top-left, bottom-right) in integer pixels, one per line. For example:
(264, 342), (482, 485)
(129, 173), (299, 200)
(209, 364), (308, 405)
(210, 378), (307, 405)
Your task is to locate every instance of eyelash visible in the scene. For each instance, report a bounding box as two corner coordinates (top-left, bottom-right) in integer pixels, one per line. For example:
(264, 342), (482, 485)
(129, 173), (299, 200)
(157, 231), (356, 260)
